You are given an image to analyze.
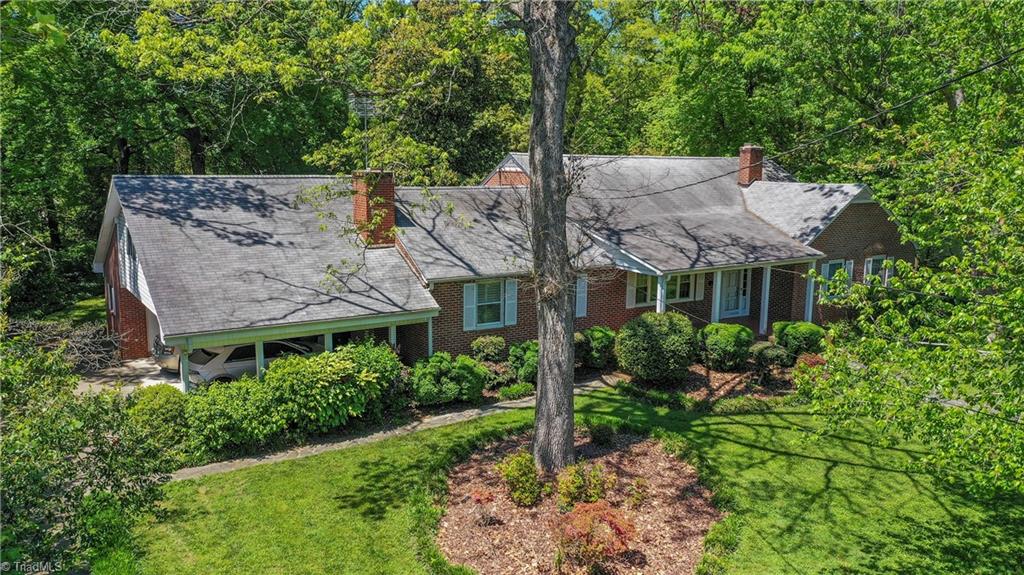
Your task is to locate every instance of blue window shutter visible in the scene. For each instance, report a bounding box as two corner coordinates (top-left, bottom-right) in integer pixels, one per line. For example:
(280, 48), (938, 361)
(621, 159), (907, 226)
(463, 283), (477, 331)
(575, 274), (588, 318)
(504, 279), (518, 326)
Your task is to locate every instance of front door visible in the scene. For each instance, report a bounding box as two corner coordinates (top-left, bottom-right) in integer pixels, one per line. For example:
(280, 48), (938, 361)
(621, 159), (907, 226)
(720, 269), (751, 318)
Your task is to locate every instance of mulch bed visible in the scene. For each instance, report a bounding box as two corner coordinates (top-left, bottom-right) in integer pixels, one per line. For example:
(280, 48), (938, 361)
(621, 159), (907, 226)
(437, 433), (722, 575)
(613, 365), (793, 402)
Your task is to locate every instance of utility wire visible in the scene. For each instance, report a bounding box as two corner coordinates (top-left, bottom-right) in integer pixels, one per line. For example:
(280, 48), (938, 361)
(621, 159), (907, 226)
(604, 46), (1024, 201)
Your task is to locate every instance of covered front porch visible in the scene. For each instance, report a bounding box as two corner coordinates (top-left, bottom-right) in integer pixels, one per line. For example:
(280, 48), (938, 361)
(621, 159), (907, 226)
(643, 259), (817, 336)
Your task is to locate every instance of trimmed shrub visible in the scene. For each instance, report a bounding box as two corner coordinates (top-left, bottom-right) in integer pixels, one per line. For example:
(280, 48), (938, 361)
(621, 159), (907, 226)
(496, 450), (543, 507)
(185, 375), (284, 458)
(772, 321), (795, 343)
(411, 352), (488, 406)
(778, 321), (826, 358)
(552, 500), (635, 571)
(263, 350), (387, 434)
(556, 462), (614, 511)
(470, 335), (506, 362)
(750, 341), (789, 374)
(573, 332), (590, 368)
(509, 340), (540, 384)
(700, 323), (754, 371)
(581, 326), (616, 369)
(128, 384), (189, 466)
(615, 311), (698, 383)
(497, 382), (535, 401)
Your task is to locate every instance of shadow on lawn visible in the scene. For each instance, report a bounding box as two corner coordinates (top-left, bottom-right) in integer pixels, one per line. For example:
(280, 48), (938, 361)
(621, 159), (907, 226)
(578, 386), (1024, 572)
(331, 412), (535, 520)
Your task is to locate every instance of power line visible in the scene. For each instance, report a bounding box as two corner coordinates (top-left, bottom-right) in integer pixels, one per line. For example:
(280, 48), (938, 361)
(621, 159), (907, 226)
(604, 46), (1024, 201)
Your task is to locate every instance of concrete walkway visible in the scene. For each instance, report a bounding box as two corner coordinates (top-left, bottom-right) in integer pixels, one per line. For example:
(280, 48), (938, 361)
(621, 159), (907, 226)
(171, 376), (612, 482)
(77, 357), (179, 395)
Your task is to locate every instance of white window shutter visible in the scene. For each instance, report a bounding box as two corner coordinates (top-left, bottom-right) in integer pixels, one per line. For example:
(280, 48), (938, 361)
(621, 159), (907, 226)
(695, 273), (705, 300)
(575, 274), (588, 318)
(504, 279), (518, 326)
(863, 258), (872, 277)
(844, 260), (854, 285)
(626, 272), (636, 308)
(463, 283), (477, 331)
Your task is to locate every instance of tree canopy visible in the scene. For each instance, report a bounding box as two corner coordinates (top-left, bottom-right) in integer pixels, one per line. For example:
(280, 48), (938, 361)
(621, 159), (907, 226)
(2, 0), (1023, 491)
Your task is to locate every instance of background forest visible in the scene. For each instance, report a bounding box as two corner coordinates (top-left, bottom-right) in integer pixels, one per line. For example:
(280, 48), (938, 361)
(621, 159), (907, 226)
(4, 0), (1020, 317)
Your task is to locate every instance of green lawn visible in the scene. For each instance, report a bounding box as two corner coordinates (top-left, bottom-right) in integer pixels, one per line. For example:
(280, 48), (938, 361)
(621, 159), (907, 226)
(43, 295), (106, 324)
(113, 388), (1024, 575)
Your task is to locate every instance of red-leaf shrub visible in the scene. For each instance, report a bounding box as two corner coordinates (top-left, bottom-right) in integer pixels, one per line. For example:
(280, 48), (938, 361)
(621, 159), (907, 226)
(551, 500), (636, 571)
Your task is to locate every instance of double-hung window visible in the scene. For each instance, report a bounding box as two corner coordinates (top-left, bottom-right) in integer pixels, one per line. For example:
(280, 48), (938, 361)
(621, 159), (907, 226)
(820, 259), (853, 300)
(628, 272), (704, 307)
(463, 279), (518, 331)
(475, 280), (504, 328)
(863, 255), (892, 285)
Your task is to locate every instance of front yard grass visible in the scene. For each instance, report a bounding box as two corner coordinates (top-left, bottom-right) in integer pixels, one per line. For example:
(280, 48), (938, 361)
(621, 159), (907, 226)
(115, 387), (1024, 575)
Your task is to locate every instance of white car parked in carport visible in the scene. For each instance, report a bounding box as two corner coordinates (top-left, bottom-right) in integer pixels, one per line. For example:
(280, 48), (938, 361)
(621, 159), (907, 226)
(183, 339), (322, 383)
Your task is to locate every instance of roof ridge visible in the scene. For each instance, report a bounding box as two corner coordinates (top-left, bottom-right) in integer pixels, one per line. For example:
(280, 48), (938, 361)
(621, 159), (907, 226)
(111, 174), (340, 179)
(510, 151), (738, 160)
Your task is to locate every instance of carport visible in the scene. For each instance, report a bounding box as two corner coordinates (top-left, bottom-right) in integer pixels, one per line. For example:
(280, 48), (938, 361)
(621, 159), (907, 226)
(168, 309), (437, 390)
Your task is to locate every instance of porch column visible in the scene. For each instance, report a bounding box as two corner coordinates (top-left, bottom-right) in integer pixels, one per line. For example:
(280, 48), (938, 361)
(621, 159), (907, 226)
(427, 317), (434, 356)
(711, 270), (723, 323)
(759, 266), (772, 335)
(804, 266), (816, 322)
(255, 338), (266, 380)
(656, 275), (667, 313)
(324, 332), (333, 352)
(388, 324), (397, 346)
(179, 350), (190, 391)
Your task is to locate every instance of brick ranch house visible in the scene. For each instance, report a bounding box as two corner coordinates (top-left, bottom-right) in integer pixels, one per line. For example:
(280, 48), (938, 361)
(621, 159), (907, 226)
(93, 146), (914, 389)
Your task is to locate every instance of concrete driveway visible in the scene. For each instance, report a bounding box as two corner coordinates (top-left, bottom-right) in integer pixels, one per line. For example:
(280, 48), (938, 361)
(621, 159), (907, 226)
(77, 357), (181, 394)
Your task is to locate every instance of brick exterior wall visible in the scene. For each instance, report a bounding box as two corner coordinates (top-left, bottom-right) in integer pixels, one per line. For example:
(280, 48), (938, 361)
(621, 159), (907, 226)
(483, 169), (530, 187)
(104, 232), (150, 359)
(802, 202), (915, 324)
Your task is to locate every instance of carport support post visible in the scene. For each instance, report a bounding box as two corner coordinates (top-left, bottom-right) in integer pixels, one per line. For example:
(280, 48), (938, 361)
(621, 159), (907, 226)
(804, 265), (816, 322)
(255, 338), (266, 380)
(759, 266), (771, 335)
(324, 332), (333, 352)
(179, 350), (190, 392)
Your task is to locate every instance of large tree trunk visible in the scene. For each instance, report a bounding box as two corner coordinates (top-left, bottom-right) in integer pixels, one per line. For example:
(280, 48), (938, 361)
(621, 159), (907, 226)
(182, 125), (207, 175)
(519, 0), (578, 474)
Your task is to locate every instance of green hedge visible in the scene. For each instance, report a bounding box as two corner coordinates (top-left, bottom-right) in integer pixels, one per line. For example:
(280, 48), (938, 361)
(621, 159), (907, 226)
(615, 311), (698, 383)
(497, 382), (535, 401)
(750, 341), (789, 373)
(776, 321), (825, 360)
(700, 323), (754, 371)
(263, 348), (391, 434)
(508, 340), (540, 383)
(128, 384), (189, 466)
(581, 326), (616, 369)
(183, 340), (403, 460)
(411, 352), (488, 406)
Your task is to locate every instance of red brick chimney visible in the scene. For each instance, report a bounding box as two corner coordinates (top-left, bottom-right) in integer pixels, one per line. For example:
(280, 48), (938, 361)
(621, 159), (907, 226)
(352, 170), (396, 246)
(738, 144), (764, 187)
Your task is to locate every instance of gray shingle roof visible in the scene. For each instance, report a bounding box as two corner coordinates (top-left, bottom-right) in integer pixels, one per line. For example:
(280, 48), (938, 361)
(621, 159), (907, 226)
(500, 153), (823, 272)
(396, 186), (613, 280)
(743, 181), (869, 243)
(113, 175), (437, 338)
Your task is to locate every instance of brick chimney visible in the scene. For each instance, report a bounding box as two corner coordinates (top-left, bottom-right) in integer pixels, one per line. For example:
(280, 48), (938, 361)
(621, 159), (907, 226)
(352, 170), (396, 246)
(738, 144), (764, 187)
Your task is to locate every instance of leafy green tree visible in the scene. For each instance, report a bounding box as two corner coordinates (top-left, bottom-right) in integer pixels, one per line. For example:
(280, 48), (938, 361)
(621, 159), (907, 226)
(0, 336), (167, 566)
